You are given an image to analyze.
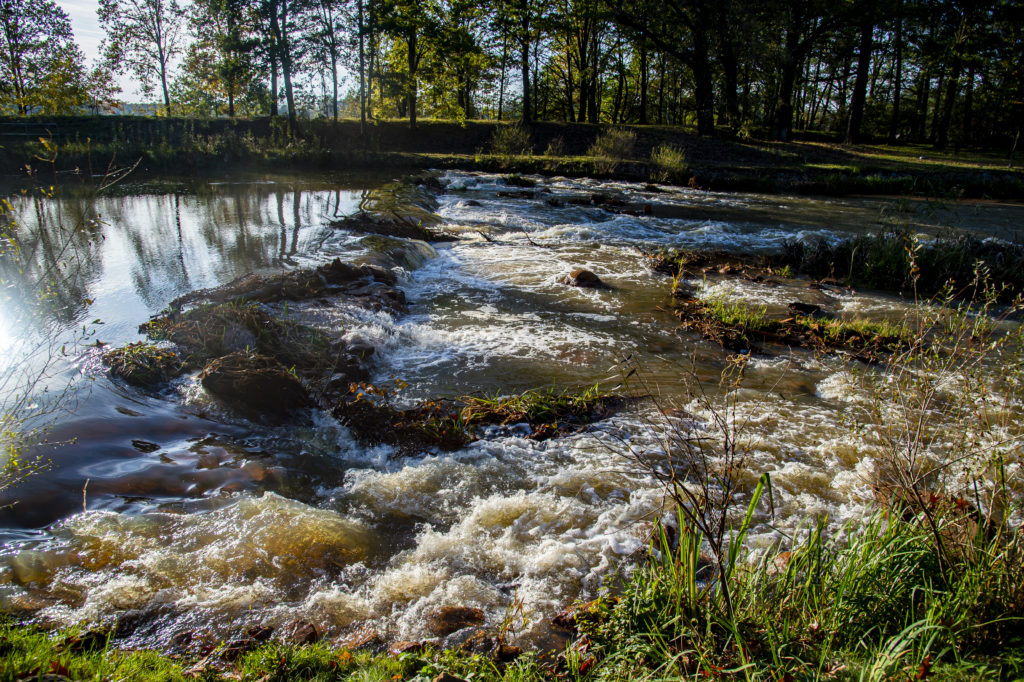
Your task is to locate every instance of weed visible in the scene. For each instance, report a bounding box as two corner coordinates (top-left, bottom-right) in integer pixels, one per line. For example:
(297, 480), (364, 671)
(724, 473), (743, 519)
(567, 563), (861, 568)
(102, 342), (182, 387)
(587, 128), (636, 175)
(489, 125), (533, 167)
(649, 143), (688, 183)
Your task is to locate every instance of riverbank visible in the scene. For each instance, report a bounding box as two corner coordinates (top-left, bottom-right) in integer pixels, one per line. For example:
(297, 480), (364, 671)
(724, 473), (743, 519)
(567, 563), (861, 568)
(3, 169), (1023, 680)
(3, 505), (1022, 681)
(2, 117), (1022, 200)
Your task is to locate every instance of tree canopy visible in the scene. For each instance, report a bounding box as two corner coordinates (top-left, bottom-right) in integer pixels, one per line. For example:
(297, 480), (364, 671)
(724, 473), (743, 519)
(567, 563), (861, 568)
(2, 0), (1020, 149)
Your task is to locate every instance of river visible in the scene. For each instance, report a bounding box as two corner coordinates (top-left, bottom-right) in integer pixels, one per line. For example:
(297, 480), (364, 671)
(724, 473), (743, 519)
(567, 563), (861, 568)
(0, 170), (1020, 648)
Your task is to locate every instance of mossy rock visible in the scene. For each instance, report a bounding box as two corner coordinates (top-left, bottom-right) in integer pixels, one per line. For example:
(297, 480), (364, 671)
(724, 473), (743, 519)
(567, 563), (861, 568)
(102, 343), (183, 387)
(200, 353), (312, 418)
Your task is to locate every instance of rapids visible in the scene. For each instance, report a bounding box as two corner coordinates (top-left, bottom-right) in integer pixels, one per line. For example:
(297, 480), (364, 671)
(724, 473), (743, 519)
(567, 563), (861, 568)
(0, 170), (1020, 648)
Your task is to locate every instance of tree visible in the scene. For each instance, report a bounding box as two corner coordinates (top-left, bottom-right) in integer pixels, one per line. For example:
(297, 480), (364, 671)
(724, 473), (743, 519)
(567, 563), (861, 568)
(376, 0), (439, 129)
(612, 0), (717, 135)
(192, 0), (260, 117)
(98, 0), (186, 113)
(0, 0), (85, 114)
(301, 0), (346, 121)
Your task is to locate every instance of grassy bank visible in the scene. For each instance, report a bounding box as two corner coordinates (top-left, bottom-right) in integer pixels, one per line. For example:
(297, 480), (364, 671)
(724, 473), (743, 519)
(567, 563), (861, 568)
(2, 116), (1022, 200)
(3, 506), (1021, 681)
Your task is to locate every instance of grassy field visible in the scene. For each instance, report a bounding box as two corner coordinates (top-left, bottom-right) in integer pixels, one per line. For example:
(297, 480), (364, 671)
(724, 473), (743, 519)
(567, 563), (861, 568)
(2, 116), (1021, 199)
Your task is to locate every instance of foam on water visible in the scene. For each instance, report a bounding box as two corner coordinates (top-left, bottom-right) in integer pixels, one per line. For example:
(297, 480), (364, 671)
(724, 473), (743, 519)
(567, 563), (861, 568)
(2, 169), (1021, 647)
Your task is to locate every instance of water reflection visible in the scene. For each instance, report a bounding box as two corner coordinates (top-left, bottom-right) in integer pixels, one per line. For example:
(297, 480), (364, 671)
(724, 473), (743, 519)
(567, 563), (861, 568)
(1, 182), (364, 369)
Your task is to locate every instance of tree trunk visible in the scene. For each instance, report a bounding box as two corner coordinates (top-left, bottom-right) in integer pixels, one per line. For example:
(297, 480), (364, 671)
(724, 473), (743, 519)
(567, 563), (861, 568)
(888, 10), (902, 143)
(691, 31), (715, 135)
(566, 47), (576, 122)
(935, 58), (961, 150)
(407, 28), (417, 129)
(639, 42), (648, 124)
(915, 68), (929, 140)
(657, 54), (666, 124)
(961, 64), (974, 147)
(520, 28), (530, 121)
(497, 32), (508, 120)
(357, 0), (366, 133)
(773, 19), (810, 142)
(269, 4), (281, 117)
(845, 13), (874, 144)
(331, 51), (338, 122)
(930, 68), (945, 144)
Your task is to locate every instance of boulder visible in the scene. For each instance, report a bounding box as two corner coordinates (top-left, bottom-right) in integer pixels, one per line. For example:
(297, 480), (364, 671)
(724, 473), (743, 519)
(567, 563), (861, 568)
(561, 269), (606, 288)
(425, 606), (486, 636)
(276, 620), (320, 646)
(388, 640), (425, 656)
(335, 625), (385, 651)
(200, 353), (312, 417)
(788, 302), (833, 319)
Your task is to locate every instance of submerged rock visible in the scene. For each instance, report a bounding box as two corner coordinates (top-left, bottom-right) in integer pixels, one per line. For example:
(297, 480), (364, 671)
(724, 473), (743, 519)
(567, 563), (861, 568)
(360, 235), (439, 271)
(330, 179), (456, 242)
(388, 640), (425, 656)
(562, 268), (606, 288)
(276, 620), (320, 646)
(503, 174), (537, 188)
(788, 301), (833, 319)
(200, 353), (312, 418)
(170, 258), (401, 311)
(425, 605), (486, 636)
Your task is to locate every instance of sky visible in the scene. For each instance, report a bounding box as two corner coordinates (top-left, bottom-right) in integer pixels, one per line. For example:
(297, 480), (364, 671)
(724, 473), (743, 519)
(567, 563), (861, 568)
(59, 0), (143, 101)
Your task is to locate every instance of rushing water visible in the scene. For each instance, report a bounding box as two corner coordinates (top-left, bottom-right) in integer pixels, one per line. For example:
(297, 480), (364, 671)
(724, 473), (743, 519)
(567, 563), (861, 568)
(0, 171), (1021, 648)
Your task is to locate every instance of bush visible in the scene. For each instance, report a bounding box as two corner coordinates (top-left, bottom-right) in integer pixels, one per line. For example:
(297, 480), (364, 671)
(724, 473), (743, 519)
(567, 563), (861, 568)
(543, 136), (566, 157)
(488, 124), (532, 167)
(649, 144), (687, 183)
(587, 128), (636, 174)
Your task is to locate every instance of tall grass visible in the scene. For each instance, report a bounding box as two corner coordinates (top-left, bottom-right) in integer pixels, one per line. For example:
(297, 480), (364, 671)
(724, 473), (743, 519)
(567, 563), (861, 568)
(588, 128), (636, 174)
(593, 266), (1024, 679)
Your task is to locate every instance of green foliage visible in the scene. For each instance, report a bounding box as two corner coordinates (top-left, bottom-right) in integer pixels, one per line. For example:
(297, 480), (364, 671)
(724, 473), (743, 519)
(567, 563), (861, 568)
(649, 144), (687, 183)
(777, 224), (1024, 301)
(0, 619), (551, 682)
(704, 297), (770, 332)
(489, 124), (533, 166)
(587, 511), (1024, 680)
(587, 128), (636, 175)
(102, 342), (183, 387)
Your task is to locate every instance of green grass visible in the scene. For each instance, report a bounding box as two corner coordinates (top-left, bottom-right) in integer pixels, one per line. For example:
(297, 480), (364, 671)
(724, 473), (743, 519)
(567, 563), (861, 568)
(776, 226), (1024, 301)
(791, 314), (910, 346)
(704, 298), (771, 332)
(581, 509), (1024, 681)
(459, 385), (614, 428)
(0, 620), (552, 682)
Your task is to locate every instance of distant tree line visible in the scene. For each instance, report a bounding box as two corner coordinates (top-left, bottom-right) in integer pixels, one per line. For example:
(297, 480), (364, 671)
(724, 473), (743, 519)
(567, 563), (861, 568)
(2, 0), (1022, 148)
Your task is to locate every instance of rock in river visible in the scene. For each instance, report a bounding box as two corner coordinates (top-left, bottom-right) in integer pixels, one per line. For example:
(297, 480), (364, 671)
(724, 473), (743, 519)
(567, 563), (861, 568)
(425, 605), (486, 636)
(562, 268), (606, 288)
(200, 353), (312, 418)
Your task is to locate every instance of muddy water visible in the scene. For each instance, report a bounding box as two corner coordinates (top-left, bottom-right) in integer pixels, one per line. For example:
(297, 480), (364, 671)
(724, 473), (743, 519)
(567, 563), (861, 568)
(1, 172), (1021, 648)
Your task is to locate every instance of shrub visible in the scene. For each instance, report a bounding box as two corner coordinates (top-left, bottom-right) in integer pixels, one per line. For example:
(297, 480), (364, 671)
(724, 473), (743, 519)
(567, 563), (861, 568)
(488, 124), (532, 167)
(587, 128), (636, 174)
(649, 144), (688, 183)
(543, 136), (566, 157)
